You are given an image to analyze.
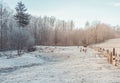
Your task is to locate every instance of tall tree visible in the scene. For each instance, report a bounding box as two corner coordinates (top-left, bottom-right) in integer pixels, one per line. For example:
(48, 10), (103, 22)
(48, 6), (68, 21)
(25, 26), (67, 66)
(14, 1), (30, 28)
(0, 0), (11, 50)
(13, 1), (34, 55)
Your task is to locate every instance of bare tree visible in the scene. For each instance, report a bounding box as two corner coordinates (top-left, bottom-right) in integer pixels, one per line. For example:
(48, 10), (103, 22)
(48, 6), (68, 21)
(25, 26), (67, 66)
(0, 0), (12, 50)
(9, 28), (34, 55)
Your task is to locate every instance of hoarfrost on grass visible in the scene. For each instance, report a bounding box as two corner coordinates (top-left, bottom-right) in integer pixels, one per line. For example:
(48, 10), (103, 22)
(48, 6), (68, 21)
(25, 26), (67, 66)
(0, 46), (120, 83)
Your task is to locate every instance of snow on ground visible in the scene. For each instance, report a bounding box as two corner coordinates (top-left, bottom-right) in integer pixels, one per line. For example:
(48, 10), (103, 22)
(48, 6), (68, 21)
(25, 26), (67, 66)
(0, 46), (120, 83)
(95, 38), (120, 48)
(0, 51), (45, 68)
(94, 38), (120, 54)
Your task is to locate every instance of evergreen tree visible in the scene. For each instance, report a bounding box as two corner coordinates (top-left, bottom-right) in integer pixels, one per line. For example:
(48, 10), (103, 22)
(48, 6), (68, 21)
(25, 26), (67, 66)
(14, 1), (30, 28)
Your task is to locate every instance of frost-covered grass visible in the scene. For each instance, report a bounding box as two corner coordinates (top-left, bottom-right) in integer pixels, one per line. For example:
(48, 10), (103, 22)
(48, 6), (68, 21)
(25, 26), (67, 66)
(0, 46), (120, 83)
(0, 52), (44, 69)
(94, 38), (120, 54)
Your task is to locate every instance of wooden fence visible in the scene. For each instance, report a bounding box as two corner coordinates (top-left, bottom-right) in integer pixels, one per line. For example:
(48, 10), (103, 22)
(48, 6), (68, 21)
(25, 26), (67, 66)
(93, 47), (120, 66)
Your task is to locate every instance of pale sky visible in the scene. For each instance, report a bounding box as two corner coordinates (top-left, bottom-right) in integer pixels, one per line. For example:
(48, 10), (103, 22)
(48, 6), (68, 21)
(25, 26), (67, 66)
(3, 0), (120, 27)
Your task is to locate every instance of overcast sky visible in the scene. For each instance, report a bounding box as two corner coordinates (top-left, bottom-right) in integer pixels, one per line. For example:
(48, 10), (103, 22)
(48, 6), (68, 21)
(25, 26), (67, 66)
(3, 0), (120, 27)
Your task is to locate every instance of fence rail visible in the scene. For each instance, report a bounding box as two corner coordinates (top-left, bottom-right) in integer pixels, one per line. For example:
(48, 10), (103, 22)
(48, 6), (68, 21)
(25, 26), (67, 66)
(93, 47), (120, 66)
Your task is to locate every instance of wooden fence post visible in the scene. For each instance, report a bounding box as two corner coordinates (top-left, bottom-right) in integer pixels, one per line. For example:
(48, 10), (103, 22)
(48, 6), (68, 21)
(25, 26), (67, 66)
(112, 48), (116, 66)
(107, 50), (109, 63)
(115, 53), (117, 66)
(110, 52), (112, 64)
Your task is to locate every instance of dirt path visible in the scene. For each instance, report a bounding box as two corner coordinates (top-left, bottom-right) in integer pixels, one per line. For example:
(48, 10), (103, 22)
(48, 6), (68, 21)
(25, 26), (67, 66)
(0, 47), (120, 83)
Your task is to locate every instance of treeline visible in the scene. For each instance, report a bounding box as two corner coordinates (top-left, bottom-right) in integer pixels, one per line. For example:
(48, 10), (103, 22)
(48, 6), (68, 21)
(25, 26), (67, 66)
(28, 16), (117, 46)
(0, 1), (119, 54)
(0, 1), (34, 55)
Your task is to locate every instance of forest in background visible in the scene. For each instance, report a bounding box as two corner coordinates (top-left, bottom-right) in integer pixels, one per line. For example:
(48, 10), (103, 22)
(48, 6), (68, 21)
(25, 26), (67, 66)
(0, 1), (120, 54)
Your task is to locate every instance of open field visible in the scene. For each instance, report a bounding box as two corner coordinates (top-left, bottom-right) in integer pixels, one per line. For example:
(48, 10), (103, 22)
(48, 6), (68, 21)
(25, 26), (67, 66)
(0, 46), (120, 83)
(1, 0), (120, 83)
(94, 38), (120, 54)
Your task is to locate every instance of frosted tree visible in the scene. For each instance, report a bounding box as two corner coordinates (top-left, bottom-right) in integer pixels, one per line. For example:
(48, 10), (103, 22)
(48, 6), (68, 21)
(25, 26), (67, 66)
(11, 1), (35, 55)
(9, 27), (35, 55)
(14, 1), (30, 28)
(0, 0), (12, 50)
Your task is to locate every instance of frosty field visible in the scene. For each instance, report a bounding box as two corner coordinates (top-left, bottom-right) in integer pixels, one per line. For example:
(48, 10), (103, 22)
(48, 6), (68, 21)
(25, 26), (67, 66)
(0, 46), (120, 83)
